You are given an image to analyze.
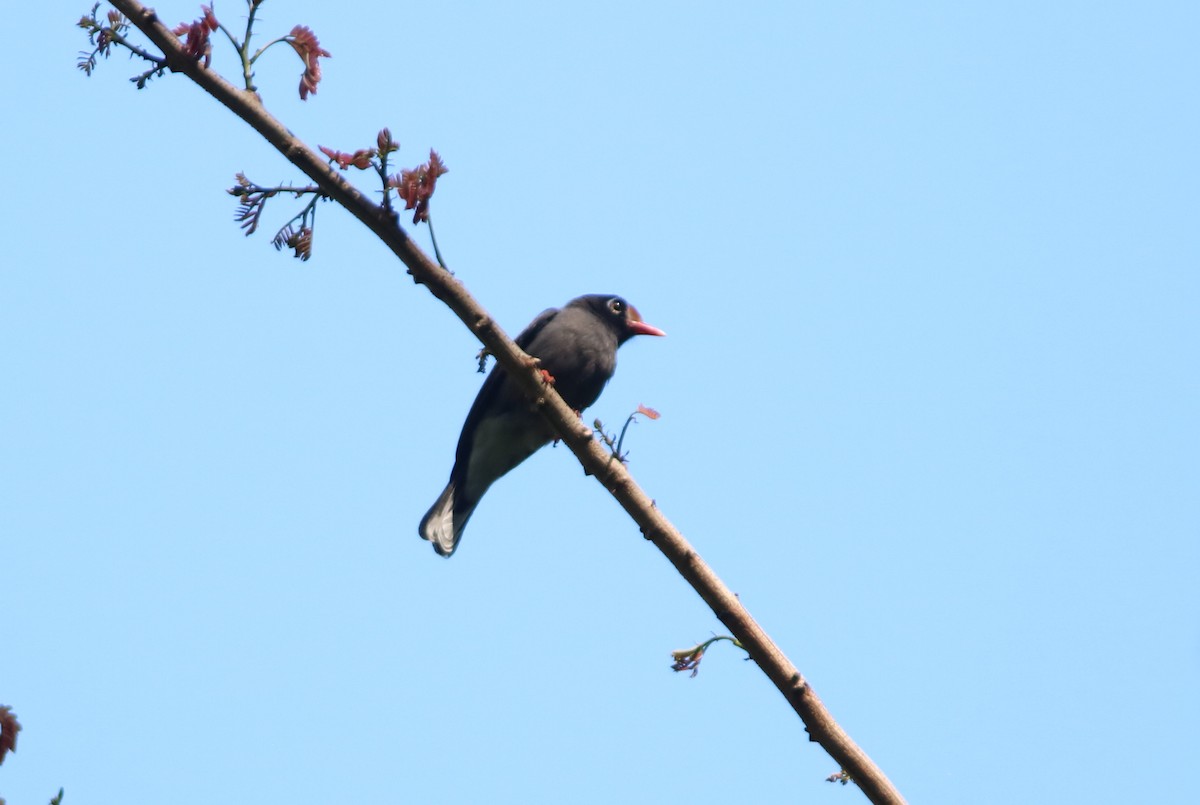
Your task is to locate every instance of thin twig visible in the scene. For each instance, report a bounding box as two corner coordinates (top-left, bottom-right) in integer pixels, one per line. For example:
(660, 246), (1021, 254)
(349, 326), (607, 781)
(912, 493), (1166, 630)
(426, 215), (448, 270)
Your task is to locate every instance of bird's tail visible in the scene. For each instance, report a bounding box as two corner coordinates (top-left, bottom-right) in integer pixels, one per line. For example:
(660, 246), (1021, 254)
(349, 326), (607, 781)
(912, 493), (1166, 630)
(418, 480), (475, 557)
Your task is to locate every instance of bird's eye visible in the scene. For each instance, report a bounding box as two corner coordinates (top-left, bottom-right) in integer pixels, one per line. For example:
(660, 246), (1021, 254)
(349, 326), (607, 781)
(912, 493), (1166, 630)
(608, 298), (626, 315)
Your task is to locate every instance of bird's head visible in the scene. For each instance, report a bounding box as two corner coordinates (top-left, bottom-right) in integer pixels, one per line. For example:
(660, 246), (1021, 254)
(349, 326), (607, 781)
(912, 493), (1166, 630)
(582, 295), (667, 343)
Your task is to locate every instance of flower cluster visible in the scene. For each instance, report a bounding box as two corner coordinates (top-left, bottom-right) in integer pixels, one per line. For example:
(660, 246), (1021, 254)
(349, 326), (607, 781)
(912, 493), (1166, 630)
(230, 172), (277, 236)
(172, 4), (218, 68)
(669, 636), (747, 679)
(0, 705), (20, 765)
(288, 25), (331, 100)
(670, 645), (707, 678)
(229, 173), (325, 260)
(76, 4), (130, 76)
(318, 129), (399, 173)
(389, 150), (449, 223)
(636, 404), (661, 420)
(273, 224), (314, 261)
(318, 145), (376, 170)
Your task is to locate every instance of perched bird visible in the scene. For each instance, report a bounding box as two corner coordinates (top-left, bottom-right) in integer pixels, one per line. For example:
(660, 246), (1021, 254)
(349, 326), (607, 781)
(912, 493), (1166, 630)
(419, 294), (665, 557)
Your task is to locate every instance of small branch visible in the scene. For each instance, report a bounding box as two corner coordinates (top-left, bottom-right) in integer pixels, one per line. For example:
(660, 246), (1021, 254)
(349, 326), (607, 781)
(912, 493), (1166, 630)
(213, 20), (252, 90)
(106, 30), (165, 67)
(219, 0), (269, 91)
(426, 215), (448, 270)
(242, 0), (264, 62)
(595, 405), (659, 464)
(236, 183), (323, 197)
(214, 20), (240, 56)
(615, 404), (659, 461)
(248, 37), (289, 65)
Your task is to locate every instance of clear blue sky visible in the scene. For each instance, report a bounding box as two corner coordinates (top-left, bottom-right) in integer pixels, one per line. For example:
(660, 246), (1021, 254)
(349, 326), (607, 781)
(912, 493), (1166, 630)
(3, 2), (1197, 803)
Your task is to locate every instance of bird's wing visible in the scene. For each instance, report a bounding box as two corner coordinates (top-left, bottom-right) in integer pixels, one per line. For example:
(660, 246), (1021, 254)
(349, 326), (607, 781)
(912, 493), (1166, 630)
(514, 306), (560, 350)
(450, 306), (560, 480)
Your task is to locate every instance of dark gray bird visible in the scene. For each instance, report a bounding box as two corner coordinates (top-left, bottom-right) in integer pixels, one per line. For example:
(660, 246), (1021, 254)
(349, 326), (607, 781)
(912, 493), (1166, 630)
(419, 294), (665, 557)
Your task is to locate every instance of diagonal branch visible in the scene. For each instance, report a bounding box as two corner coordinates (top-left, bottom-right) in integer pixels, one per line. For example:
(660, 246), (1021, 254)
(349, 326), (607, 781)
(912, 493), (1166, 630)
(101, 2), (905, 802)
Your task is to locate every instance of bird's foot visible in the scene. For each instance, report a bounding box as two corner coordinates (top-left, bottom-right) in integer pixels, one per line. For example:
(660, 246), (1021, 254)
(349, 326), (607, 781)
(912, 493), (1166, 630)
(475, 347), (492, 374)
(539, 368), (556, 385)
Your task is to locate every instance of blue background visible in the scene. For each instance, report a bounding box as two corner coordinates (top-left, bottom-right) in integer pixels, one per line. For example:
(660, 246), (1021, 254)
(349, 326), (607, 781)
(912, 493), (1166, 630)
(3, 2), (1198, 803)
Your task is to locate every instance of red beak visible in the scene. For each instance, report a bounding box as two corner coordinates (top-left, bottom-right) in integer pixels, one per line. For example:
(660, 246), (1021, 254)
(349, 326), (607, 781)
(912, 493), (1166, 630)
(627, 306), (666, 337)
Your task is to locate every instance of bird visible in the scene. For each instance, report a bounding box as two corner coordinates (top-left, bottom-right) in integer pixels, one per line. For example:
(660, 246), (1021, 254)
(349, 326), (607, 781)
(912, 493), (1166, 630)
(419, 294), (665, 557)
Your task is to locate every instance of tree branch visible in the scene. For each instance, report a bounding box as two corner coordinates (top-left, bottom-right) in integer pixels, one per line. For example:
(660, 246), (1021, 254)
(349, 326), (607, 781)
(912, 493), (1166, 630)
(99, 3), (905, 801)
